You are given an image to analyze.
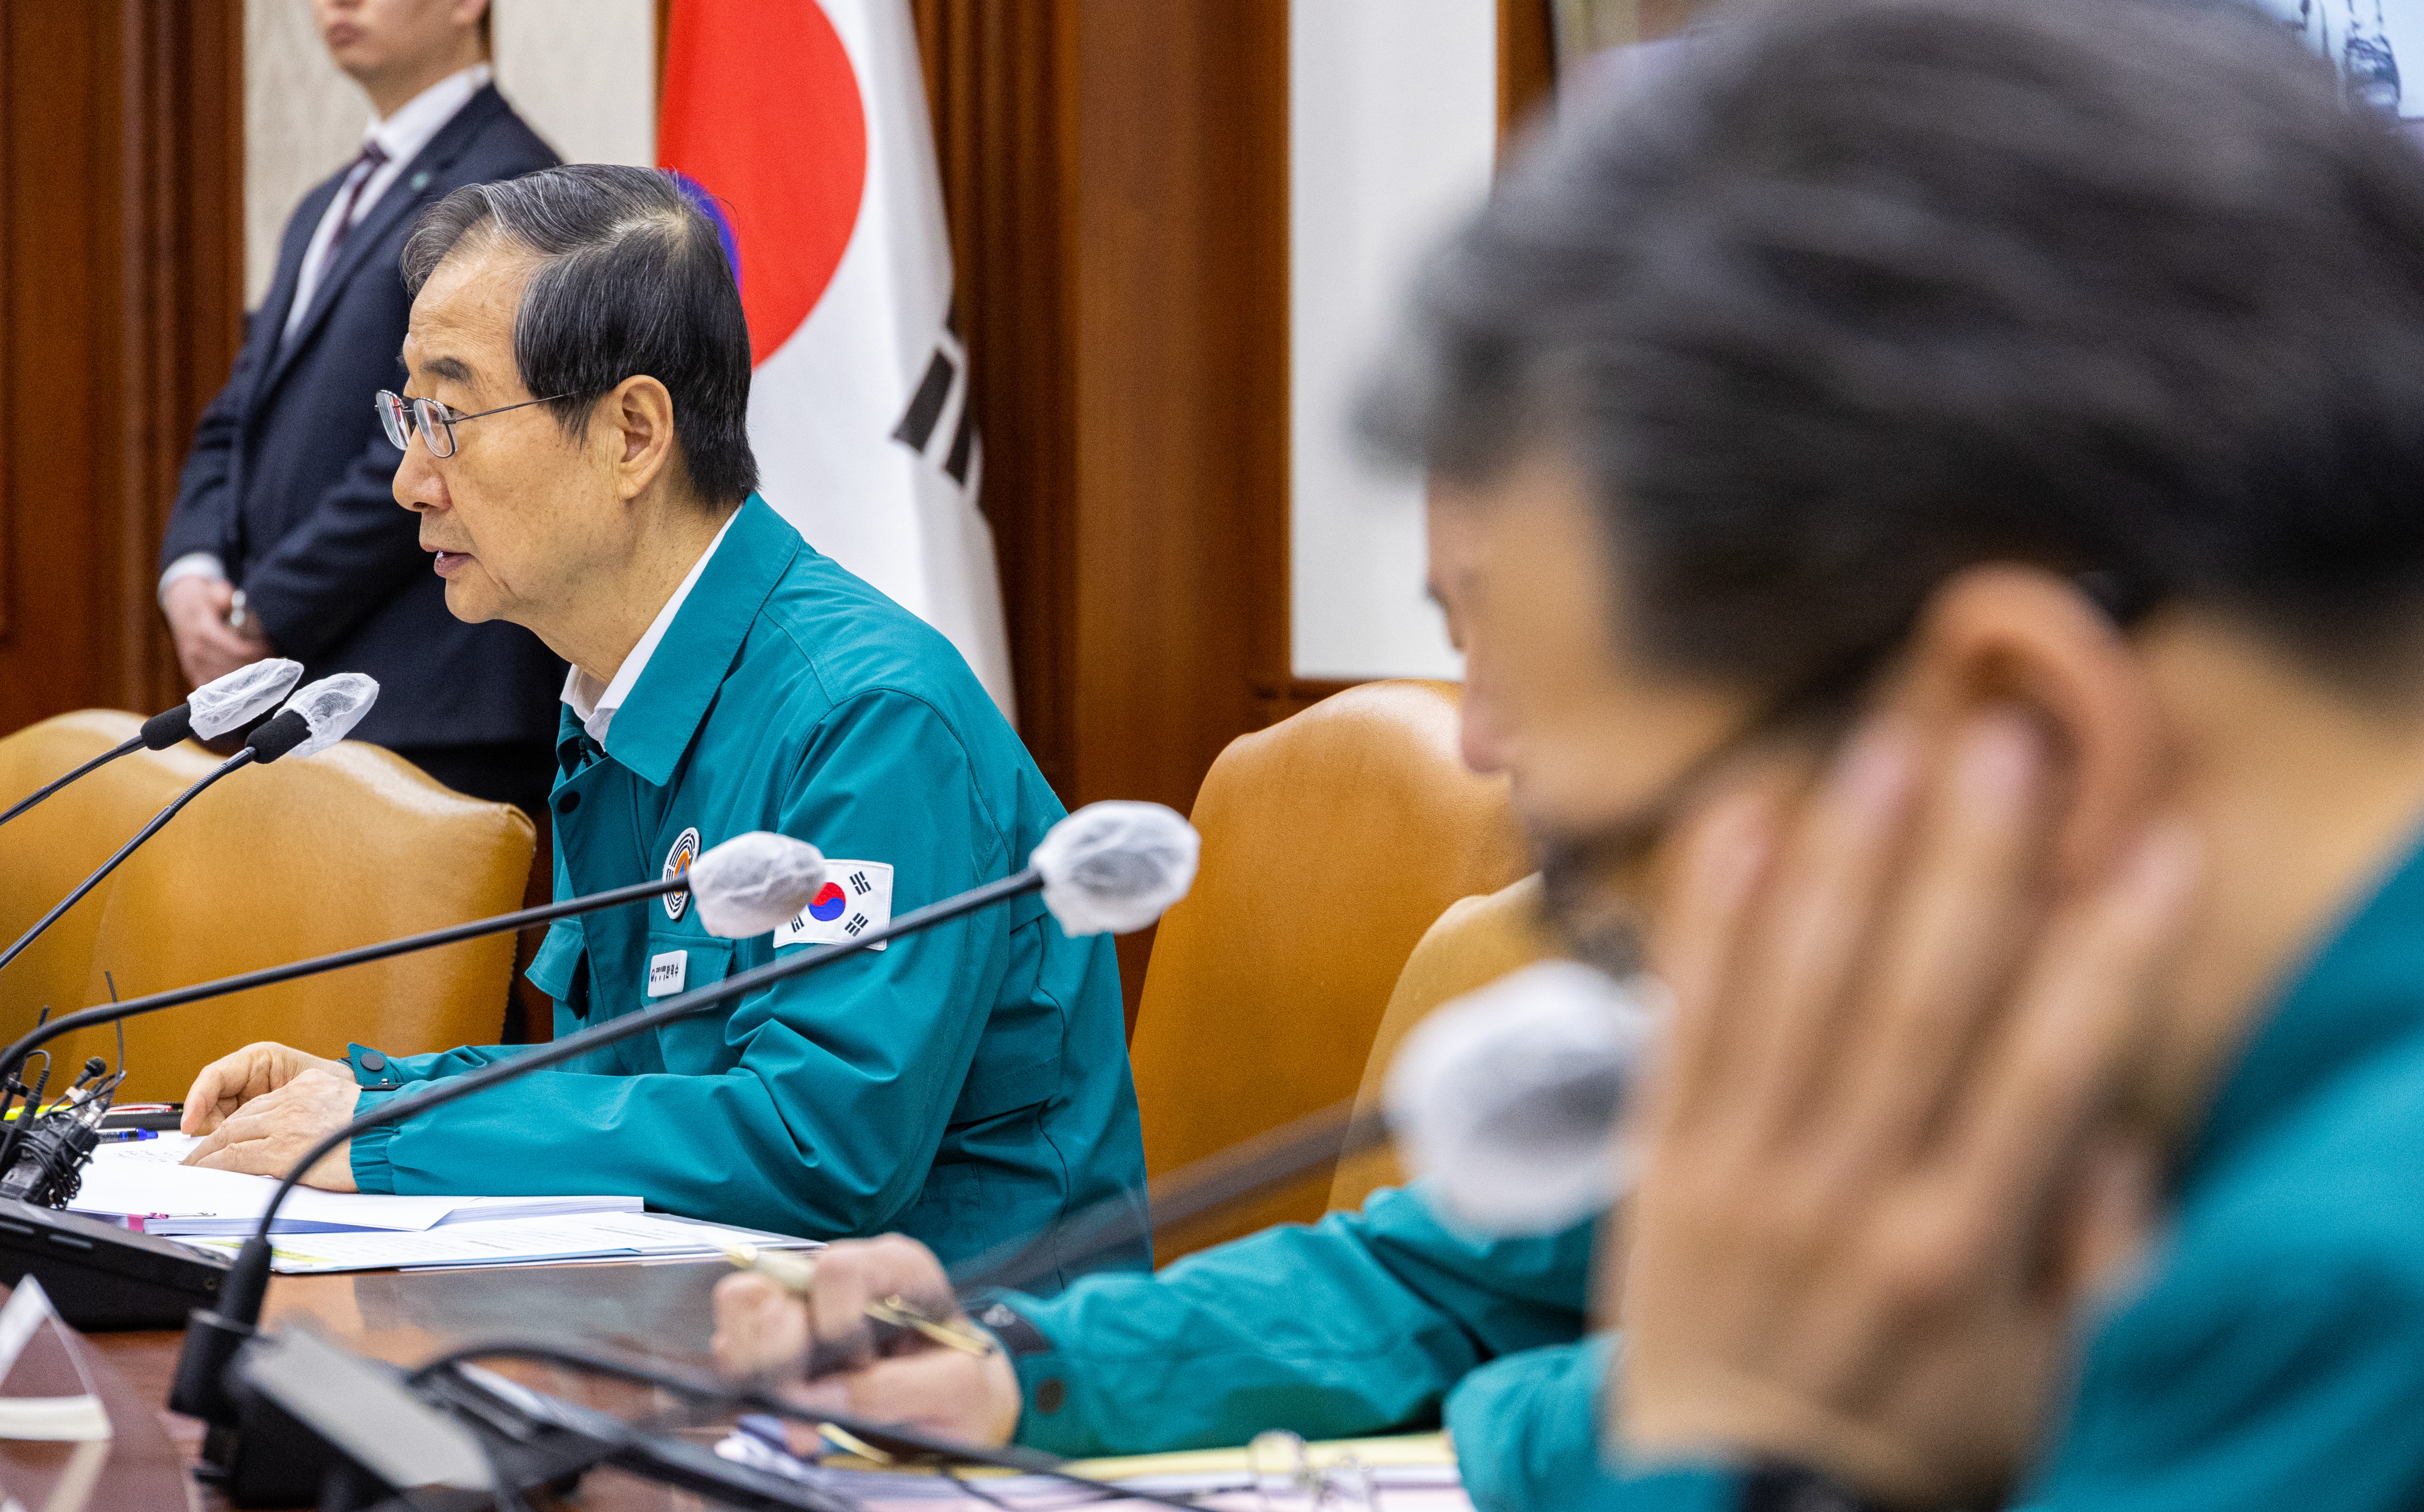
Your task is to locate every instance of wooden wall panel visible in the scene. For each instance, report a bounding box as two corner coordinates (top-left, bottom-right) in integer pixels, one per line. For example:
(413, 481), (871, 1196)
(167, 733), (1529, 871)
(0, 1), (241, 736)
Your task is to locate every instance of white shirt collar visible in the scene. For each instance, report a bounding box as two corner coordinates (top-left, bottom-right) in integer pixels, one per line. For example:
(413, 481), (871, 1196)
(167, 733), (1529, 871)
(563, 510), (742, 747)
(368, 62), (491, 166)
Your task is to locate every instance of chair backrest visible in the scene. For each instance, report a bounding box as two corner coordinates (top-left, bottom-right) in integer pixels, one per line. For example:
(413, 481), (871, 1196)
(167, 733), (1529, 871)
(1127, 680), (1529, 1261)
(0, 712), (536, 1102)
(1327, 873), (1555, 1214)
(0, 713), (213, 1043)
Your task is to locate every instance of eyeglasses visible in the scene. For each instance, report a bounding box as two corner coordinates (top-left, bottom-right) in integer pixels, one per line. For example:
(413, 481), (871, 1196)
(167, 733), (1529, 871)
(375, 390), (571, 459)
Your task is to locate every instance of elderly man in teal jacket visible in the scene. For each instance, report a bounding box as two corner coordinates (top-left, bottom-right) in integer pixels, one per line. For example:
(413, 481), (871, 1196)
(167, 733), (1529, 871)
(713, 3), (2424, 1508)
(176, 164), (1147, 1282)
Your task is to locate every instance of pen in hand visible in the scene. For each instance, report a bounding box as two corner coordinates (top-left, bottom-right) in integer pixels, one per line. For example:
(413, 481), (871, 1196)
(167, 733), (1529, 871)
(718, 1242), (998, 1360)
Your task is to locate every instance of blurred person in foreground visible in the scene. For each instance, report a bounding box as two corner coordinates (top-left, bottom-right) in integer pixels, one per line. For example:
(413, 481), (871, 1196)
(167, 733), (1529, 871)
(159, 0), (564, 819)
(715, 0), (2424, 1507)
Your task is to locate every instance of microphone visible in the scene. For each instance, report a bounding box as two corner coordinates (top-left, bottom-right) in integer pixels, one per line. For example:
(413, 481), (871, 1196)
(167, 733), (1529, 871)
(0, 829), (831, 1174)
(1382, 960), (1659, 1237)
(0, 659), (303, 830)
(170, 800), (1200, 1461)
(0, 676), (380, 1061)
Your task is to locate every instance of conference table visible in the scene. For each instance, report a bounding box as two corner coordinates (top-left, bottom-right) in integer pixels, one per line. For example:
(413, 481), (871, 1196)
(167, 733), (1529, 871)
(65, 1255), (738, 1511)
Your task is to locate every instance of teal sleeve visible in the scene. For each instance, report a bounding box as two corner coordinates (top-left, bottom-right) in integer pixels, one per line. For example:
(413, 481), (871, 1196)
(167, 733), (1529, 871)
(344, 1041), (530, 1194)
(1446, 1335), (1621, 1512)
(1000, 1185), (1592, 1458)
(344, 691), (1020, 1237)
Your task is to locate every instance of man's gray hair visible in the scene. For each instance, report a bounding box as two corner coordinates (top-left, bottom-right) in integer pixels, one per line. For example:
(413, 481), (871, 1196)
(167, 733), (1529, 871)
(401, 165), (757, 502)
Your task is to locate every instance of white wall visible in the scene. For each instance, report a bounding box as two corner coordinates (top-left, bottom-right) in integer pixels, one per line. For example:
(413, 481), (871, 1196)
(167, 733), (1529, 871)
(243, 0), (655, 310)
(1289, 0), (1498, 682)
(492, 0), (656, 167)
(244, 1), (363, 307)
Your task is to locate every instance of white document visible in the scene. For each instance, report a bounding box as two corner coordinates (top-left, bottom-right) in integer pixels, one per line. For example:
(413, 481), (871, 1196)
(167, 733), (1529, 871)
(67, 1137), (642, 1237)
(192, 1212), (822, 1275)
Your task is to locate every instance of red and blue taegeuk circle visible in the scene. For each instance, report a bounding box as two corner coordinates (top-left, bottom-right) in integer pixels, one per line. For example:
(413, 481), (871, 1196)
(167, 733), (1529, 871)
(808, 882), (848, 923)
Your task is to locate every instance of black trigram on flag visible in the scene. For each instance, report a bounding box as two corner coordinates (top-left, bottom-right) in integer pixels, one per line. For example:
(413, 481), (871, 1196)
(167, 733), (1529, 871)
(845, 915), (868, 937)
(891, 304), (978, 487)
(849, 871), (872, 895)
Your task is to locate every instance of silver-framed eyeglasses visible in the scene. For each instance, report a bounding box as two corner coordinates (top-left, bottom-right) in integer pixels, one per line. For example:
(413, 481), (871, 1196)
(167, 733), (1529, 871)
(375, 389), (570, 459)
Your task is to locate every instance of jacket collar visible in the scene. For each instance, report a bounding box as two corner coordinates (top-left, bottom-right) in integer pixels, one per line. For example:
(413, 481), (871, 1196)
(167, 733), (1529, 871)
(2182, 823), (2424, 1189)
(598, 495), (800, 788)
(262, 83), (512, 397)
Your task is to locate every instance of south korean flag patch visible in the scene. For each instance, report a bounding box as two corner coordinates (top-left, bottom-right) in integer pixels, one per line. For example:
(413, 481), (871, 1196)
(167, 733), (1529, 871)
(775, 860), (894, 952)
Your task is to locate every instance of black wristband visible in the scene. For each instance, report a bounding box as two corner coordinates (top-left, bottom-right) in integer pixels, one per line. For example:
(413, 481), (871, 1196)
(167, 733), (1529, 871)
(1742, 1463), (1891, 1512)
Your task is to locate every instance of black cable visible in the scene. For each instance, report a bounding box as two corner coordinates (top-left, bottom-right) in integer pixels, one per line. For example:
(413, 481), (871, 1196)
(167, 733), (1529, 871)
(0, 735), (141, 829)
(406, 1338), (1210, 1512)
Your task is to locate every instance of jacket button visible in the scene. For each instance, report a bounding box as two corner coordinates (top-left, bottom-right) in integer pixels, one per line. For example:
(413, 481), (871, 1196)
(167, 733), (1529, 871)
(556, 791), (580, 813)
(1034, 1379), (1066, 1414)
(358, 1051), (385, 1072)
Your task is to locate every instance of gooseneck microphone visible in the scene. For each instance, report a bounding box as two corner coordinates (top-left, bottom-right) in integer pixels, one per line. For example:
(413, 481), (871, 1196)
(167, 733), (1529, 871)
(0, 675), (378, 997)
(0, 829), (832, 1170)
(0, 659), (302, 830)
(171, 801), (1200, 1441)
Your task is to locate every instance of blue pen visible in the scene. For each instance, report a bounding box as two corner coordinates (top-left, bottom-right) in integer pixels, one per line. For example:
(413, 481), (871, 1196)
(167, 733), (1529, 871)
(95, 1128), (156, 1144)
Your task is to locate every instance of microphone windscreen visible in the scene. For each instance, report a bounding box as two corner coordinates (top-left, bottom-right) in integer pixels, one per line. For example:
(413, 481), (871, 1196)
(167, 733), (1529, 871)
(268, 673), (380, 762)
(188, 658), (305, 740)
(687, 832), (828, 939)
(1030, 801), (1200, 936)
(1384, 960), (1659, 1236)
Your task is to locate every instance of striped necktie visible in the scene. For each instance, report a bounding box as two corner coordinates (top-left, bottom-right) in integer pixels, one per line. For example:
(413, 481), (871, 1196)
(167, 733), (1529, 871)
(313, 139), (391, 290)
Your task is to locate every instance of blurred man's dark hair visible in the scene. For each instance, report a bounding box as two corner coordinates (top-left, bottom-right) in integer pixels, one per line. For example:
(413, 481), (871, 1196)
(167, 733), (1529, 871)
(1366, 0), (2424, 694)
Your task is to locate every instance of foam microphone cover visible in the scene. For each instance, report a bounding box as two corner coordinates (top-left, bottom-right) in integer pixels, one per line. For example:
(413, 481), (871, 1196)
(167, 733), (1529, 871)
(257, 673), (380, 763)
(188, 658), (305, 741)
(243, 709), (311, 764)
(687, 832), (828, 939)
(1384, 960), (1660, 1237)
(1030, 801), (1201, 936)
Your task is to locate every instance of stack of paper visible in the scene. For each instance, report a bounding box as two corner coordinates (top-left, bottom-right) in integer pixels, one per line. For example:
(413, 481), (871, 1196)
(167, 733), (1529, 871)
(67, 1134), (643, 1238)
(191, 1211), (821, 1275)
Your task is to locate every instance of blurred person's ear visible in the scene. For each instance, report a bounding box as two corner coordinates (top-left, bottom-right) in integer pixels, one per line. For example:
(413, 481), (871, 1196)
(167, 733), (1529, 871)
(1889, 565), (2167, 890)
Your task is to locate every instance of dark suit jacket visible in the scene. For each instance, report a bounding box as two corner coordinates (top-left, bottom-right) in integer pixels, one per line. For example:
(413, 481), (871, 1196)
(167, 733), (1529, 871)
(161, 84), (564, 751)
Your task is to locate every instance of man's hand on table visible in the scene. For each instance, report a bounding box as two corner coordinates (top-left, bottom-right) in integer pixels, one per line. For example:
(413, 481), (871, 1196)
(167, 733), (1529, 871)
(180, 1040), (360, 1190)
(713, 1234), (1022, 1452)
(1611, 716), (2197, 1506)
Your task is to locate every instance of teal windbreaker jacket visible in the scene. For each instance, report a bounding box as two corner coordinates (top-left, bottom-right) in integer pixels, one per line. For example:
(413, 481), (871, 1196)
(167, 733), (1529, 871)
(989, 1183), (1610, 1511)
(341, 496), (1149, 1281)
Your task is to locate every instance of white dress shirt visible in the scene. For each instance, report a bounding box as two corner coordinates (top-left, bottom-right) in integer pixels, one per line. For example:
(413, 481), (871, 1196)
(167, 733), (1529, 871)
(161, 62), (493, 603)
(283, 62), (492, 341)
(563, 511), (740, 747)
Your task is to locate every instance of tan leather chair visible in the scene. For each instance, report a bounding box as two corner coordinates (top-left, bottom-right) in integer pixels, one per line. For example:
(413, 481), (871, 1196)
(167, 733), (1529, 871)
(1126, 681), (1530, 1262)
(1328, 873), (1556, 1214)
(0, 712), (536, 1102)
(0, 713), (212, 1041)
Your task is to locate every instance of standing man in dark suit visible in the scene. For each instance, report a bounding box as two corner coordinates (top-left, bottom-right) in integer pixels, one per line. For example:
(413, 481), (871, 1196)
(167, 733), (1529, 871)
(160, 0), (564, 820)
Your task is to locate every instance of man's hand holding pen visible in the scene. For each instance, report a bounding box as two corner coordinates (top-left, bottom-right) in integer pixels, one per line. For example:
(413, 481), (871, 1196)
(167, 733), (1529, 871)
(714, 1233), (1024, 1451)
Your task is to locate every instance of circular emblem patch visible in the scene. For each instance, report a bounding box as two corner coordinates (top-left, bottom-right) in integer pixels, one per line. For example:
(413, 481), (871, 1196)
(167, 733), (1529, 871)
(664, 827), (701, 921)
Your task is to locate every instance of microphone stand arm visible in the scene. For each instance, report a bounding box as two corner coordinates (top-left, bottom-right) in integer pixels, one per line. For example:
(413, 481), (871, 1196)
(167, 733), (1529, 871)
(174, 865), (1045, 1424)
(0, 736), (144, 830)
(0, 872), (688, 1167)
(0, 749), (254, 986)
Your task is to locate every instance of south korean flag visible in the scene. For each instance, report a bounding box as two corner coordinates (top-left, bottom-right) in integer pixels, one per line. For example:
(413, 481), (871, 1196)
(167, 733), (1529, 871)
(776, 860), (895, 952)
